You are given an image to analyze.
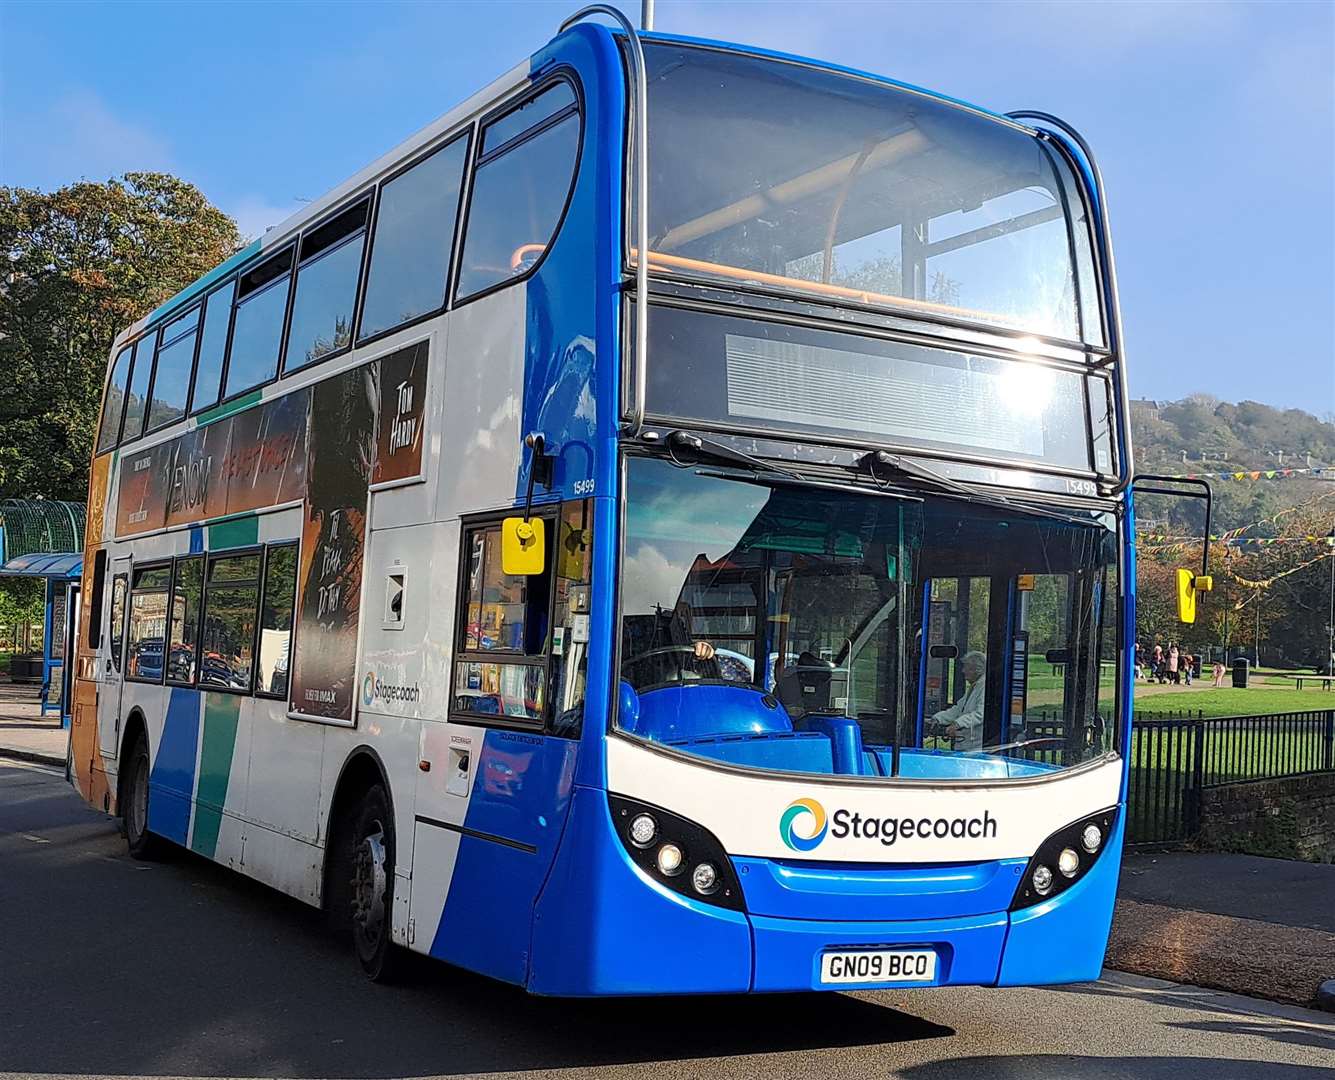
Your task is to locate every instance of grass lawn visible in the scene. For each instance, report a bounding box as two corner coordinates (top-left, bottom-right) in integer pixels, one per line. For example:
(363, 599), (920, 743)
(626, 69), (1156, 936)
(1132, 681), (1335, 718)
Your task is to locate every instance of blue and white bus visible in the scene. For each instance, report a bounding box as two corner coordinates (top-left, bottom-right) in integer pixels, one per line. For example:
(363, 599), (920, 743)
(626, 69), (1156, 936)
(72, 8), (1177, 995)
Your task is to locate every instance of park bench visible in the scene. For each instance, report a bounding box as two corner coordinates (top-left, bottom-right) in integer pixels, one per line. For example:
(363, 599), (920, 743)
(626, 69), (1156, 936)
(1273, 673), (1335, 691)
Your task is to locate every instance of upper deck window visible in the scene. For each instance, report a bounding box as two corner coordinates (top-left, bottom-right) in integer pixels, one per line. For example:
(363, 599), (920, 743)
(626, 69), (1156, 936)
(358, 134), (469, 343)
(122, 331), (157, 442)
(225, 249), (293, 399)
(640, 45), (1102, 345)
(96, 346), (133, 454)
(456, 80), (581, 301)
(286, 200), (370, 372)
(147, 306), (200, 431)
(191, 281), (235, 414)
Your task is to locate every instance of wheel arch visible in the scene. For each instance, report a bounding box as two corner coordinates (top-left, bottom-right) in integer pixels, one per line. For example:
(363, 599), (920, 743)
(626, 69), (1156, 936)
(114, 707), (150, 814)
(321, 745), (397, 914)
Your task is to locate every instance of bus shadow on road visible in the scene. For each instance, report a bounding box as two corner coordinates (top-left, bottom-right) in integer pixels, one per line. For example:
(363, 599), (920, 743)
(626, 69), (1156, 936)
(895, 1056), (1332, 1079)
(1, 803), (954, 1079)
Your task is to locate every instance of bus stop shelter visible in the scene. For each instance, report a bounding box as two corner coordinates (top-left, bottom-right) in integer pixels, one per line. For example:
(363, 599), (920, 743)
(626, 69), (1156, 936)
(0, 500), (86, 728)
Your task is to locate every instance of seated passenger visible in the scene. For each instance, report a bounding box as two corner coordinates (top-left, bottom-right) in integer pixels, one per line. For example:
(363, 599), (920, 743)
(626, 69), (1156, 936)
(928, 650), (986, 750)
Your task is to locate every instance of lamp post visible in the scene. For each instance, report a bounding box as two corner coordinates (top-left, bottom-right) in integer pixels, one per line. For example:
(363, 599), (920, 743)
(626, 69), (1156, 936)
(1327, 518), (1334, 675)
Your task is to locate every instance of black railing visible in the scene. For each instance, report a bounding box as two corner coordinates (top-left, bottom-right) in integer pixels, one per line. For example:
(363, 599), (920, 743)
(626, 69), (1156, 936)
(1021, 708), (1335, 845)
(1128, 710), (1335, 846)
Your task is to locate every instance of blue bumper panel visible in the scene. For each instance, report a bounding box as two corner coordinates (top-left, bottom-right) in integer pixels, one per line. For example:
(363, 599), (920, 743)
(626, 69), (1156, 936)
(734, 855), (1027, 922)
(529, 786), (752, 996)
(996, 812), (1125, 986)
(749, 910), (1008, 992)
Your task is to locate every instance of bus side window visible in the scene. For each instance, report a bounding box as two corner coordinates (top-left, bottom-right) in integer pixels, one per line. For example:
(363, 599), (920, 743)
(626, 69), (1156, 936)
(87, 549), (108, 650)
(167, 556), (205, 686)
(455, 80), (581, 301)
(147, 306), (200, 432)
(549, 500), (594, 738)
(256, 544), (297, 698)
(191, 281), (235, 414)
(108, 574), (128, 674)
(96, 348), (133, 455)
(451, 519), (553, 725)
(359, 132), (469, 343)
(200, 552), (262, 693)
(122, 331), (157, 444)
(225, 249), (294, 400)
(127, 565), (171, 684)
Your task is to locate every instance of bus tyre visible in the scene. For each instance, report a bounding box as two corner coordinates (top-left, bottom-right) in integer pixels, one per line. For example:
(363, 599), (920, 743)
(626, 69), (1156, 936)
(122, 734), (163, 860)
(348, 784), (402, 982)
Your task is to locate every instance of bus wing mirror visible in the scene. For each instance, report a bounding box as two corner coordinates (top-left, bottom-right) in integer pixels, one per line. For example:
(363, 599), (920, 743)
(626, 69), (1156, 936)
(501, 517), (545, 576)
(1176, 569), (1213, 625)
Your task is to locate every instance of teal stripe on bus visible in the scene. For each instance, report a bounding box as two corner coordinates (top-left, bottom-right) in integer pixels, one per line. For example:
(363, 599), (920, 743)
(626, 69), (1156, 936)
(191, 693), (242, 860)
(195, 388), (264, 428)
(144, 238), (262, 327)
(208, 513), (260, 549)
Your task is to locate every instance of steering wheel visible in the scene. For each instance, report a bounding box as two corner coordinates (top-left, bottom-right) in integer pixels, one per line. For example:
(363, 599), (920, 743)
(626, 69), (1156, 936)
(622, 645), (719, 686)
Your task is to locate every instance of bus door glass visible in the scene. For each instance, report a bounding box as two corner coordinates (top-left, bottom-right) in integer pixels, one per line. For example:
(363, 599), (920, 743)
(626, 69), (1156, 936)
(1010, 573), (1071, 757)
(919, 577), (992, 752)
(99, 558), (130, 759)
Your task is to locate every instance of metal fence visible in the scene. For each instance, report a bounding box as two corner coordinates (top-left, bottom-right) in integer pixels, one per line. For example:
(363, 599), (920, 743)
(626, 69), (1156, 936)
(1128, 710), (1335, 846)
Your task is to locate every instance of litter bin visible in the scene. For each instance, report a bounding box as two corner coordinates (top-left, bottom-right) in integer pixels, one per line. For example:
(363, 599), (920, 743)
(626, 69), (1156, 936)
(1232, 657), (1249, 688)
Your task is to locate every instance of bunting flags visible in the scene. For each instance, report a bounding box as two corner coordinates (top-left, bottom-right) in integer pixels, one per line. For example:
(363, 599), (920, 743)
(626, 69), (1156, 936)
(1169, 466), (1330, 482)
(1137, 534), (1335, 546)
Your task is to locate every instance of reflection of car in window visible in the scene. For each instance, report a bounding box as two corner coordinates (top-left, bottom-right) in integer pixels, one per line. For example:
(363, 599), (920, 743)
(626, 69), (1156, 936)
(133, 638), (164, 681)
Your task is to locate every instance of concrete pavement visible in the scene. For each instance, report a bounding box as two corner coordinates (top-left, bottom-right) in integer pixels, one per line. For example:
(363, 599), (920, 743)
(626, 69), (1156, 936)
(1, 758), (1331, 1080)
(0, 681), (66, 767)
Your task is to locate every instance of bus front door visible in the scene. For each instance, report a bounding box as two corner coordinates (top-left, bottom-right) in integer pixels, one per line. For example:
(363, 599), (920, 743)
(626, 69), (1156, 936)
(98, 559), (130, 760)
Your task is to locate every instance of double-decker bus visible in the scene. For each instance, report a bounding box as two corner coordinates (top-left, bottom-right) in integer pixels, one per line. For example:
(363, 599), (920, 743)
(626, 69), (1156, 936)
(70, 7), (1170, 994)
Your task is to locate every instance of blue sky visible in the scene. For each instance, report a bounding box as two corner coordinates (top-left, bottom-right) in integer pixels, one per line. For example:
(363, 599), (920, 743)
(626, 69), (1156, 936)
(3, 0), (1332, 414)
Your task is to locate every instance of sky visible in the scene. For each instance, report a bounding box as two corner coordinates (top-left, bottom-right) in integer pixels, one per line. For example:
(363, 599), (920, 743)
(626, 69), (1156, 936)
(2, 0), (1332, 414)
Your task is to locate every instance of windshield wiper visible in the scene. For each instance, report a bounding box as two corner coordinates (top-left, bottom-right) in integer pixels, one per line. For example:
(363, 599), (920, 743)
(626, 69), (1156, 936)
(859, 450), (1100, 528)
(665, 430), (801, 480)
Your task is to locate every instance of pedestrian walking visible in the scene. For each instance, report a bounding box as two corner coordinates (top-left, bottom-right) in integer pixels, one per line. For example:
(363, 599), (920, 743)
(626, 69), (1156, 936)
(1212, 659), (1226, 687)
(1182, 652), (1193, 685)
(1168, 643), (1180, 685)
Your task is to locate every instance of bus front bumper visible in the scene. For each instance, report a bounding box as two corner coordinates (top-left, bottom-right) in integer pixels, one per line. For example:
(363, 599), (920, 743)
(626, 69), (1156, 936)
(529, 786), (1120, 995)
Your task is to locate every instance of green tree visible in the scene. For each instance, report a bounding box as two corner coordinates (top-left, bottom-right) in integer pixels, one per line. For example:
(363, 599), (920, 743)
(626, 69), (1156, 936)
(0, 173), (241, 502)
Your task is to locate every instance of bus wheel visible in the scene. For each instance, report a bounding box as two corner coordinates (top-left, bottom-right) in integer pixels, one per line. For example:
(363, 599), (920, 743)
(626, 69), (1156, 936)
(122, 734), (163, 860)
(349, 784), (401, 981)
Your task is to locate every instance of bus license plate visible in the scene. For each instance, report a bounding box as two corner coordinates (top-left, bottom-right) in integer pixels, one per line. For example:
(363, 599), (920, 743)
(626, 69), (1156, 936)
(820, 948), (937, 985)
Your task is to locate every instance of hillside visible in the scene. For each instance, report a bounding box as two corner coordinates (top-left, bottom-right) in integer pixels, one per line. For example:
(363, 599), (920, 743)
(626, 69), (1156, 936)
(1130, 395), (1335, 533)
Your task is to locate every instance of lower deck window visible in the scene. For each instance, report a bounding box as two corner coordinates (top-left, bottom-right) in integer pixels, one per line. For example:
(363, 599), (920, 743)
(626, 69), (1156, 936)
(127, 565), (171, 683)
(200, 553), (261, 691)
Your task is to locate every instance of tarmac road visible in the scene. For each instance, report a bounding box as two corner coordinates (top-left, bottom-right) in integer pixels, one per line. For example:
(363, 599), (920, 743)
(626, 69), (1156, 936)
(2, 758), (1332, 1080)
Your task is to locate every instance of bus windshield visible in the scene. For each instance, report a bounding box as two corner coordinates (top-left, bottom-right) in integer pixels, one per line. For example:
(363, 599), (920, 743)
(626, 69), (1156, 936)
(641, 43), (1102, 344)
(617, 457), (1120, 781)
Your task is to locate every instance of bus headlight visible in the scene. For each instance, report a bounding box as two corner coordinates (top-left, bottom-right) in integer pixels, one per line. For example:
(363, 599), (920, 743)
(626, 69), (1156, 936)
(1011, 807), (1118, 911)
(629, 813), (658, 847)
(656, 843), (684, 876)
(691, 862), (719, 895)
(609, 794), (744, 911)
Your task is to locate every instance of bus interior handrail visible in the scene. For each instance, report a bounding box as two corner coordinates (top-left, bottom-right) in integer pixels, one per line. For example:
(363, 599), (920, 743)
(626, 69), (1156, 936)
(559, 4), (649, 437)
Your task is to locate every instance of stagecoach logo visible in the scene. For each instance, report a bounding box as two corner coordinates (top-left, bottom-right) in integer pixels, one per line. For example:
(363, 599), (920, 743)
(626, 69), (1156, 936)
(361, 669), (421, 708)
(779, 798), (828, 852)
(780, 796), (1001, 852)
